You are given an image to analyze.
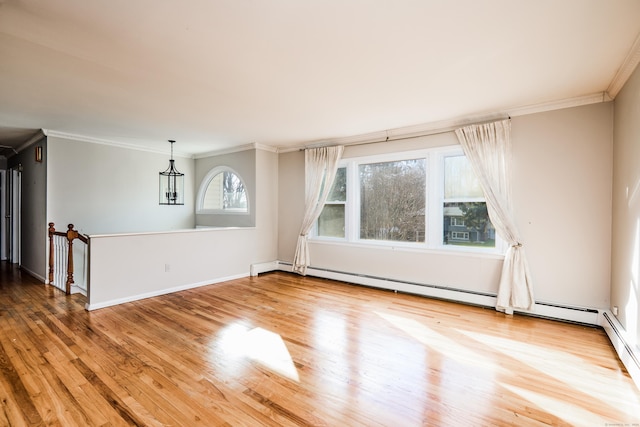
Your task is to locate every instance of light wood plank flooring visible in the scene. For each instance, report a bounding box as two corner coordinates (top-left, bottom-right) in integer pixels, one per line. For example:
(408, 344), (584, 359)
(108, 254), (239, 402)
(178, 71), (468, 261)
(1, 262), (639, 426)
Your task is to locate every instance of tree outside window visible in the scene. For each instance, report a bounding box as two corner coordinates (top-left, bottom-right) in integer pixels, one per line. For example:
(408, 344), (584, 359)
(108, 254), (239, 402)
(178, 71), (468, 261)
(359, 159), (426, 242)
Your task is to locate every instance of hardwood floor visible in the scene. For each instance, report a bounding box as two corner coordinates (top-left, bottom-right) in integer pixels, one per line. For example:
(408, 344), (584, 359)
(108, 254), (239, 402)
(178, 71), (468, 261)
(1, 262), (639, 426)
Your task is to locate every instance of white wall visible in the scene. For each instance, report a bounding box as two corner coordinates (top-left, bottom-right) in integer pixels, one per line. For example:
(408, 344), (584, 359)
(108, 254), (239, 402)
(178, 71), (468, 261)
(255, 148), (279, 261)
(88, 228), (259, 308)
(86, 147), (279, 309)
(611, 62), (640, 348)
(278, 149), (305, 261)
(278, 103), (613, 310)
(47, 136), (195, 235)
(512, 103), (612, 308)
(7, 136), (47, 279)
(195, 149), (256, 227)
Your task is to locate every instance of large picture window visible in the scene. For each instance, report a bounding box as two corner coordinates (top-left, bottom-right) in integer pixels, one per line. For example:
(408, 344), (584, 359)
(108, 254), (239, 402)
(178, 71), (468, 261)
(314, 147), (500, 253)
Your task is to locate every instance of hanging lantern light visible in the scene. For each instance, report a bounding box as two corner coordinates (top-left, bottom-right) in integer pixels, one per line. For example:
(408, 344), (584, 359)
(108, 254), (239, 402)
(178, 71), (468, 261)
(159, 140), (184, 205)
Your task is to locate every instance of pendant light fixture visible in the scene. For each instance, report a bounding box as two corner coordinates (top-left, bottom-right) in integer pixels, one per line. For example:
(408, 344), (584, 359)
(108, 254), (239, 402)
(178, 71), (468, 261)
(159, 140), (184, 205)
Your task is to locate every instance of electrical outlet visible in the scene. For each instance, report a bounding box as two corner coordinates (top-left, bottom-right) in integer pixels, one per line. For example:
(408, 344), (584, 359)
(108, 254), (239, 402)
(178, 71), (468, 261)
(165, 263), (170, 273)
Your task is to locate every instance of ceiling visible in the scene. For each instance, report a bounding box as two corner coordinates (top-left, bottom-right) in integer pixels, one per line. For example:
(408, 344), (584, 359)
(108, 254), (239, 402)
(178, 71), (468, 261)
(1, 0), (639, 157)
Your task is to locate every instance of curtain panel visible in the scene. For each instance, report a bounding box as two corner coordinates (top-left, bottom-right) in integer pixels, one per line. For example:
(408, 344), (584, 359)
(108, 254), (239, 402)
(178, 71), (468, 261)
(455, 120), (534, 313)
(292, 146), (344, 275)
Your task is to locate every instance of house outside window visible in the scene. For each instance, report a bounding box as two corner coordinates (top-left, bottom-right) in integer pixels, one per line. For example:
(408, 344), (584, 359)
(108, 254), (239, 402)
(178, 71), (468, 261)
(443, 155), (495, 248)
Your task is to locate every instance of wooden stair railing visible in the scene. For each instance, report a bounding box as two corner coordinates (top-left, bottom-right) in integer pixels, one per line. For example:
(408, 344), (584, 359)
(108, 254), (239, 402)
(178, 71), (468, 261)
(48, 223), (89, 294)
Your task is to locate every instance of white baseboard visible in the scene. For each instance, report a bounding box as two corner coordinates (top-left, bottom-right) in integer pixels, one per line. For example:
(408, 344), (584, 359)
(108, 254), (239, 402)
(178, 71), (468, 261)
(518, 301), (600, 325)
(20, 265), (46, 283)
(272, 261), (600, 325)
(85, 273), (249, 311)
(250, 261), (279, 276)
(600, 310), (640, 390)
(70, 285), (87, 296)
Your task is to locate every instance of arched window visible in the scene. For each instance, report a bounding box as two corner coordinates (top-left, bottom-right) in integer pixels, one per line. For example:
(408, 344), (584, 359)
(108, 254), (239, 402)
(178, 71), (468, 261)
(197, 167), (248, 213)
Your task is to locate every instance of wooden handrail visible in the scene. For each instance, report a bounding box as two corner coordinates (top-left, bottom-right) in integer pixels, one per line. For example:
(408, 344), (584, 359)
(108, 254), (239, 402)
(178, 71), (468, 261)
(48, 223), (89, 294)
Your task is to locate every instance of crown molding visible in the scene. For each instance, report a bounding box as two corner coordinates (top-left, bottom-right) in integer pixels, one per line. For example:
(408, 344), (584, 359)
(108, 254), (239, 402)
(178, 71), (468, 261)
(254, 143), (278, 153)
(505, 92), (608, 118)
(194, 142), (278, 159)
(16, 129), (46, 152)
(607, 30), (640, 99)
(41, 90), (610, 158)
(42, 129), (193, 158)
(278, 92), (608, 152)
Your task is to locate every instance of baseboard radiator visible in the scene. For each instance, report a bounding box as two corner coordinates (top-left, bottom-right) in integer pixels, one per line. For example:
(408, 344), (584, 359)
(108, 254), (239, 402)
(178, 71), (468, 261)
(255, 261), (600, 325)
(600, 311), (640, 389)
(251, 260), (640, 390)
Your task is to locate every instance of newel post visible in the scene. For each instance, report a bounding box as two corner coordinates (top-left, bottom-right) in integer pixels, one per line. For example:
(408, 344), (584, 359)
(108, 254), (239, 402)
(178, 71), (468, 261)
(48, 222), (55, 285)
(65, 224), (78, 294)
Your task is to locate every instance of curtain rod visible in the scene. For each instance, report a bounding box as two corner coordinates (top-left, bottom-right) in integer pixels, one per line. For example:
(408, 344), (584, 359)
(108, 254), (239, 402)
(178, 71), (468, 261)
(301, 115), (510, 151)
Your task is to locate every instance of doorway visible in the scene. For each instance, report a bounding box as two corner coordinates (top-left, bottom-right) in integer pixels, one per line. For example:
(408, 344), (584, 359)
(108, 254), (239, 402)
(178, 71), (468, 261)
(2, 167), (21, 265)
(0, 169), (5, 261)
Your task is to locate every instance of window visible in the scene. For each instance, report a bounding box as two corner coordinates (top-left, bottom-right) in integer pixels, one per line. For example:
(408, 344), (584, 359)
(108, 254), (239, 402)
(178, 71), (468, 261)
(359, 159), (426, 242)
(443, 155), (494, 248)
(197, 167), (248, 213)
(317, 167), (346, 238)
(314, 147), (499, 253)
(450, 217), (465, 227)
(451, 231), (470, 240)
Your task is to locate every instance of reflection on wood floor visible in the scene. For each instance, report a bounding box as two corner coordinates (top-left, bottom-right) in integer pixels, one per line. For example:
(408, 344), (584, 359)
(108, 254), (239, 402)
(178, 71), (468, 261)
(1, 262), (639, 426)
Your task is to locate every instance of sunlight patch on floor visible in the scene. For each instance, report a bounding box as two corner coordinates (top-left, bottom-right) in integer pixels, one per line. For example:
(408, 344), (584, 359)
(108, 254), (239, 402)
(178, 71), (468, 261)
(501, 384), (611, 426)
(313, 310), (348, 352)
(458, 329), (640, 419)
(213, 323), (299, 382)
(375, 311), (498, 372)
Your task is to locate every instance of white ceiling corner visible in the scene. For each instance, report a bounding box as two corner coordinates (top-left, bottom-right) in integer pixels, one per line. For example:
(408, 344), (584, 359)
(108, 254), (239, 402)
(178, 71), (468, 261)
(607, 31), (640, 98)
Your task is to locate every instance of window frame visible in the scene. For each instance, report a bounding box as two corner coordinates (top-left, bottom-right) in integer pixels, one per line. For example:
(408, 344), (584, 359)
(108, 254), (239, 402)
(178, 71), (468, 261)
(312, 146), (505, 255)
(315, 167), (348, 240)
(196, 166), (250, 215)
(451, 231), (470, 241)
(317, 199), (347, 240)
(451, 217), (465, 227)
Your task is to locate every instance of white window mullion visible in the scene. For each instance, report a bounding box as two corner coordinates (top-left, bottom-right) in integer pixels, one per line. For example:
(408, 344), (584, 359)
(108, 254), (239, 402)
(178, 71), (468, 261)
(427, 152), (442, 248)
(346, 160), (359, 242)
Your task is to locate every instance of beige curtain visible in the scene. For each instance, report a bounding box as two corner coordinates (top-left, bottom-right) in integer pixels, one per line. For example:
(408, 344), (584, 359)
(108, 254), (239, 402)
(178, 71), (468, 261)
(292, 146), (344, 275)
(455, 120), (534, 313)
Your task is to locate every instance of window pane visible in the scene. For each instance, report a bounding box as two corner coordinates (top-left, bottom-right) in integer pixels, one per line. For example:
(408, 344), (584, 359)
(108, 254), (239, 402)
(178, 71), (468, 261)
(359, 159), (426, 242)
(202, 171), (247, 211)
(444, 155), (484, 199)
(203, 173), (224, 210)
(443, 202), (495, 247)
(222, 172), (247, 210)
(326, 167), (346, 202)
(318, 204), (345, 238)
